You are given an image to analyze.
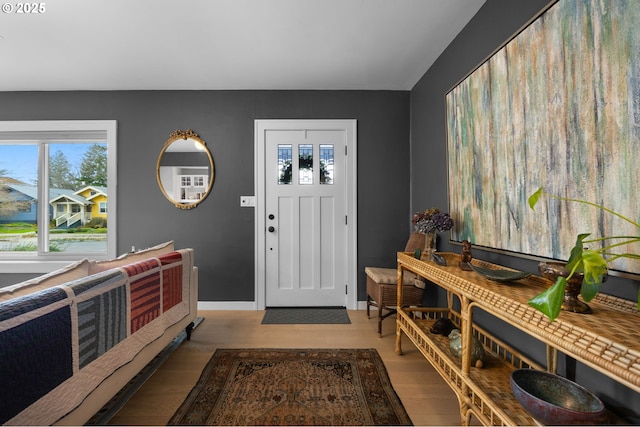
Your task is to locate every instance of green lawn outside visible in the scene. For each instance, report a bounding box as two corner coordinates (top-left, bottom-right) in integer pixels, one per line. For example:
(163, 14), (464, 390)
(0, 222), (36, 234)
(0, 223), (106, 234)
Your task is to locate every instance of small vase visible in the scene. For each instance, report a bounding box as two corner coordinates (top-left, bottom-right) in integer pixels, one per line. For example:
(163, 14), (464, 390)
(538, 261), (598, 314)
(424, 231), (437, 257)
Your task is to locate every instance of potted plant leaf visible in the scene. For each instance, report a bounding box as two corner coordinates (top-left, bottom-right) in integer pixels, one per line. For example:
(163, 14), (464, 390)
(527, 187), (640, 321)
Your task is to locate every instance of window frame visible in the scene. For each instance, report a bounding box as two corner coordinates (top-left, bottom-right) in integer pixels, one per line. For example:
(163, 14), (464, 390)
(0, 120), (117, 273)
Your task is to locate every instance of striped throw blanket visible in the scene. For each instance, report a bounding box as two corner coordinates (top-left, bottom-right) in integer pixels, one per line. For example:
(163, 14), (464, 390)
(0, 250), (192, 425)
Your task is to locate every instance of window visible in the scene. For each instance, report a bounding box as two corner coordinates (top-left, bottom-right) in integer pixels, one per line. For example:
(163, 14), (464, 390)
(298, 144), (313, 185)
(319, 144), (334, 184)
(0, 121), (117, 273)
(278, 144), (293, 185)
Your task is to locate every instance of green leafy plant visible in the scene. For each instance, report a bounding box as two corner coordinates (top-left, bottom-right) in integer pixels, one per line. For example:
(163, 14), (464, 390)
(528, 187), (640, 320)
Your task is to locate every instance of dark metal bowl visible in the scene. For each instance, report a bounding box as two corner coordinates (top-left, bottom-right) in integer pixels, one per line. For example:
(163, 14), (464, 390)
(510, 369), (607, 425)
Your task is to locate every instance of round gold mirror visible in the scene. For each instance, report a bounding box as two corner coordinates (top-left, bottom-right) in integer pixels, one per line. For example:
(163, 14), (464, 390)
(156, 129), (214, 209)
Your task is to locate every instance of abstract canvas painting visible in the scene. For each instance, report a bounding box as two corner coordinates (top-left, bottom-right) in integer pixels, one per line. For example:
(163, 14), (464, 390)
(446, 0), (640, 274)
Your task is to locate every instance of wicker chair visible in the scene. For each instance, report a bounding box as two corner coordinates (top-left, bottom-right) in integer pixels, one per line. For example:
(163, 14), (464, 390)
(365, 232), (426, 336)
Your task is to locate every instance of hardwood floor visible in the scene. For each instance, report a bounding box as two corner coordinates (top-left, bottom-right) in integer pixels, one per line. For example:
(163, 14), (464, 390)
(108, 310), (464, 426)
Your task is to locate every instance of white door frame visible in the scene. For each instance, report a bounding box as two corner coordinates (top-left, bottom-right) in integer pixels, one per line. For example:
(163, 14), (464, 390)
(254, 119), (357, 310)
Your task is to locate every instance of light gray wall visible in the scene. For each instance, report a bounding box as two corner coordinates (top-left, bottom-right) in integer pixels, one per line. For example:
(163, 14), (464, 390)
(410, 0), (639, 421)
(0, 90), (411, 302)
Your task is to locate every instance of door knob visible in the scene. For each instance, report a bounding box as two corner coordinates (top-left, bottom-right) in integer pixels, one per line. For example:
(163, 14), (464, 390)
(268, 226), (275, 232)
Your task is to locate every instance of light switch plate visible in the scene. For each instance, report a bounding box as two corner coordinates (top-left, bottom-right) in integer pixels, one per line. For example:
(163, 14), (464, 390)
(240, 196), (255, 207)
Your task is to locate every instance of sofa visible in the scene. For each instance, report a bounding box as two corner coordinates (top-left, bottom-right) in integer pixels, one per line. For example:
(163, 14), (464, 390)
(0, 241), (198, 426)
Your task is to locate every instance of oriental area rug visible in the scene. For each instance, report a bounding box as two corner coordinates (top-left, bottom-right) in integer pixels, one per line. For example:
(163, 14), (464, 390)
(168, 348), (413, 426)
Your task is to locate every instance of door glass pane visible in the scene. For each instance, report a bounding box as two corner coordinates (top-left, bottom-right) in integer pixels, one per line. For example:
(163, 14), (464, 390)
(319, 144), (334, 184)
(278, 144), (292, 184)
(299, 144), (313, 185)
(0, 144), (38, 252)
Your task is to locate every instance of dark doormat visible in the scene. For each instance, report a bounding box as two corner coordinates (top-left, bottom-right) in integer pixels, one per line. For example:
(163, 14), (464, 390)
(261, 307), (351, 324)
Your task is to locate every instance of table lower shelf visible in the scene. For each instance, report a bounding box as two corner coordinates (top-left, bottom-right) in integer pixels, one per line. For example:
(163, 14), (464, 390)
(397, 308), (539, 426)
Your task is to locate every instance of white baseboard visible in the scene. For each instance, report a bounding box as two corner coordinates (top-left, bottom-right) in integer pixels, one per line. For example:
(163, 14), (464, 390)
(197, 301), (258, 311)
(357, 300), (374, 310)
(197, 301), (372, 311)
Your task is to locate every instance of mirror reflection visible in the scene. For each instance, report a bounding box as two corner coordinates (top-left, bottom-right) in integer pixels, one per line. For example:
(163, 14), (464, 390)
(156, 129), (214, 209)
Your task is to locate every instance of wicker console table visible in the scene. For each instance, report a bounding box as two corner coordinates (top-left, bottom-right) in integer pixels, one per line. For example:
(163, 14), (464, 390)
(395, 252), (640, 426)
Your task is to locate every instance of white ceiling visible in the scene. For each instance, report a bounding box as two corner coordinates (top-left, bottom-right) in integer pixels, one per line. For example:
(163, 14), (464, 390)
(0, 0), (485, 91)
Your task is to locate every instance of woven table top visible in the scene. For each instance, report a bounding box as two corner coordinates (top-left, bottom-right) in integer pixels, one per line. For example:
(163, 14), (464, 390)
(397, 251), (640, 393)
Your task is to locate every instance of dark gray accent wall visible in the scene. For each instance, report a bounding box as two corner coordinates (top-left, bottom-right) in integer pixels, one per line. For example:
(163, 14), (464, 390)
(410, 0), (639, 421)
(0, 90), (411, 302)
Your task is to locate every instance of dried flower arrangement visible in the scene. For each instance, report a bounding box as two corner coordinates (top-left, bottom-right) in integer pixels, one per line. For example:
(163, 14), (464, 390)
(411, 208), (454, 234)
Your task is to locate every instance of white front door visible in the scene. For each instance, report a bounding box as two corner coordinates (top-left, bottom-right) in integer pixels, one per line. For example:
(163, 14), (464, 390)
(255, 120), (357, 309)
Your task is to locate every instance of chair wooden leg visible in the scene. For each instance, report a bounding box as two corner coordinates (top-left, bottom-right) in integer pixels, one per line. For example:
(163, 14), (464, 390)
(378, 306), (399, 338)
(366, 296), (371, 319)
